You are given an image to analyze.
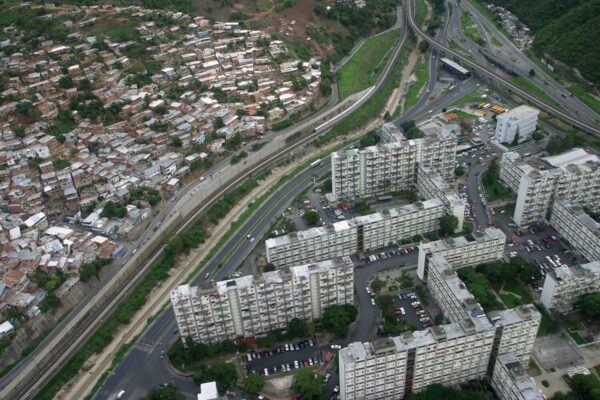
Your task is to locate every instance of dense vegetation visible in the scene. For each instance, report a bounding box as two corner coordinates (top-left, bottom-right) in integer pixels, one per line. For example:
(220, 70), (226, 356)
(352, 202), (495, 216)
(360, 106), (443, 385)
(481, 0), (600, 84)
(321, 304), (358, 338)
(292, 369), (327, 400)
(406, 382), (495, 400)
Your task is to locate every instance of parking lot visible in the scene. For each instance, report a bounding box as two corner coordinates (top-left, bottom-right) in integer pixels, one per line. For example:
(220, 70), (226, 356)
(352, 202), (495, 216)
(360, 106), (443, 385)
(363, 245), (417, 266)
(245, 339), (327, 378)
(394, 292), (432, 330)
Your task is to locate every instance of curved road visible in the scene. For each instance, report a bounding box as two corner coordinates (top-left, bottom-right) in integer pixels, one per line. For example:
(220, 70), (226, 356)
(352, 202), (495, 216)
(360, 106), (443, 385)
(405, 0), (600, 136)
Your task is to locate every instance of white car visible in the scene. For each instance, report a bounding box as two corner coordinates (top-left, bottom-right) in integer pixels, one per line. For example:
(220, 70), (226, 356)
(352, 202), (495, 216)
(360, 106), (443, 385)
(371, 298), (376, 306)
(365, 287), (371, 294)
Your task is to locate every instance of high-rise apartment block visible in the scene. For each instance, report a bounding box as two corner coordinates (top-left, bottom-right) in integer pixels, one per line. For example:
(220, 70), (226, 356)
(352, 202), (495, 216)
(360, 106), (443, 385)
(331, 124), (457, 200)
(266, 199), (445, 267)
(416, 165), (466, 232)
(495, 105), (539, 144)
(491, 353), (546, 400)
(417, 227), (506, 281)
(499, 149), (600, 226)
(540, 261), (600, 311)
(171, 257), (354, 344)
(340, 230), (541, 400)
(549, 198), (600, 264)
(339, 318), (496, 400)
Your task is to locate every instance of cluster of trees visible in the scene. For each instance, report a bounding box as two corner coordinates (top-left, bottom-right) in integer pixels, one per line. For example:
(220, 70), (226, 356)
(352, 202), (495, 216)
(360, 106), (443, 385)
(545, 131), (588, 155)
(256, 318), (310, 348)
(303, 210), (321, 226)
(457, 267), (505, 311)
(550, 373), (600, 400)
(68, 87), (124, 125)
(438, 215), (459, 237)
(192, 362), (237, 393)
(79, 258), (112, 283)
(378, 295), (418, 335)
(142, 385), (185, 400)
(400, 120), (424, 139)
(129, 186), (161, 207)
(322, 304), (358, 338)
(577, 291), (600, 319)
(243, 373), (265, 394)
(292, 369), (327, 400)
(353, 201), (373, 215)
(358, 130), (381, 148)
(101, 202), (128, 219)
(169, 337), (248, 370)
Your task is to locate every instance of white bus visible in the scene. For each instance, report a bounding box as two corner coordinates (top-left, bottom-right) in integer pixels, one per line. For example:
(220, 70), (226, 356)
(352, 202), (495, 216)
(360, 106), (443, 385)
(310, 159), (322, 168)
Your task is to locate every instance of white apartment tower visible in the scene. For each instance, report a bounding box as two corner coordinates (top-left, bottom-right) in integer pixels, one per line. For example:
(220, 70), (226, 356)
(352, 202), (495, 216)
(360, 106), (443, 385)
(491, 353), (546, 400)
(549, 198), (600, 263)
(540, 261), (600, 311)
(266, 200), (445, 267)
(499, 149), (600, 226)
(331, 128), (457, 200)
(495, 105), (539, 144)
(171, 257), (354, 343)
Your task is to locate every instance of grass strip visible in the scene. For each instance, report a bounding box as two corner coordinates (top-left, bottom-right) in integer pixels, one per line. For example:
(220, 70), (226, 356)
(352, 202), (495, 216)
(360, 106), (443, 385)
(316, 35), (416, 146)
(338, 29), (402, 99)
(404, 52), (430, 111)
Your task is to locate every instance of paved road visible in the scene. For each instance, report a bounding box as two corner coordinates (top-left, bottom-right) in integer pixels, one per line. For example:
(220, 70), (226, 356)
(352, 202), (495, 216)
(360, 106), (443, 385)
(95, 160), (331, 399)
(449, 0), (600, 126)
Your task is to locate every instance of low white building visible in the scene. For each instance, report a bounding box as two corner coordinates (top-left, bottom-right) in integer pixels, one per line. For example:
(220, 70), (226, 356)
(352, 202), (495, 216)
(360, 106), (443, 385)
(495, 105), (539, 144)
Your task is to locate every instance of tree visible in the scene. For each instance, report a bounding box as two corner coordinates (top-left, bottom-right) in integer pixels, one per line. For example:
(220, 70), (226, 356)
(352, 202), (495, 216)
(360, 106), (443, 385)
(40, 294), (61, 313)
(529, 68), (536, 77)
(303, 210), (320, 226)
(101, 202), (128, 218)
(142, 385), (185, 400)
(438, 215), (458, 236)
(287, 318), (309, 339)
(244, 373), (265, 394)
(532, 131), (545, 141)
(418, 40), (429, 53)
(455, 165), (466, 176)
(192, 362), (237, 394)
(263, 263), (277, 272)
(59, 76), (73, 89)
(400, 120), (416, 132)
(292, 369), (326, 400)
(399, 271), (413, 289)
(569, 373), (600, 399)
(322, 304), (358, 338)
(518, 261), (542, 284)
(16, 101), (33, 114)
(577, 292), (600, 318)
(371, 277), (385, 294)
(171, 137), (182, 147)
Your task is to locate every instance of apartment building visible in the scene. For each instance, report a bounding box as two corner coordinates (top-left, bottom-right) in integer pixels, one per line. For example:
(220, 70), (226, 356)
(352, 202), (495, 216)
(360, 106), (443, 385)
(417, 227), (506, 281)
(266, 199), (445, 267)
(331, 128), (457, 200)
(339, 316), (496, 400)
(491, 353), (546, 400)
(549, 198), (600, 263)
(416, 165), (466, 232)
(495, 105), (539, 144)
(540, 261), (600, 311)
(489, 305), (541, 366)
(171, 257), (354, 344)
(499, 149), (600, 226)
(425, 255), (486, 323)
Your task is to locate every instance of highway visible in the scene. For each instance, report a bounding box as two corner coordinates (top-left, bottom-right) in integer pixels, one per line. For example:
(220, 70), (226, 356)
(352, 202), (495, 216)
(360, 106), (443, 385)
(405, 0), (600, 136)
(96, 160), (332, 399)
(445, 0), (599, 126)
(0, 7), (414, 400)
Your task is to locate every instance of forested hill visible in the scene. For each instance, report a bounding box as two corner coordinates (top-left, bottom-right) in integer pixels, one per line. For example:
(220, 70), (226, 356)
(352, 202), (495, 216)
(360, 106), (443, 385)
(482, 0), (600, 85)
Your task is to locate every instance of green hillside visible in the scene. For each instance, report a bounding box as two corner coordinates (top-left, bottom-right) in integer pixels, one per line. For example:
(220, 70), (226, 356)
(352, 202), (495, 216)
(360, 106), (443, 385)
(481, 0), (600, 85)
(533, 0), (600, 85)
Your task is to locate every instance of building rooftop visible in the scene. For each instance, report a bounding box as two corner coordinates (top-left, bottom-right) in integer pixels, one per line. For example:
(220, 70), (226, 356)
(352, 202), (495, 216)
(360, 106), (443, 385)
(497, 353), (546, 400)
(542, 148), (600, 170)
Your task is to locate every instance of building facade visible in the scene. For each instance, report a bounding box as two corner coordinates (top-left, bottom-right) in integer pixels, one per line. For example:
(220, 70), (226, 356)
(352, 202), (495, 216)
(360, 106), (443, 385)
(549, 198), (600, 263)
(540, 261), (600, 311)
(495, 105), (539, 144)
(491, 353), (546, 400)
(499, 149), (600, 226)
(339, 318), (496, 400)
(331, 130), (457, 201)
(171, 257), (354, 343)
(266, 200), (445, 267)
(417, 227), (506, 281)
(490, 305), (541, 367)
